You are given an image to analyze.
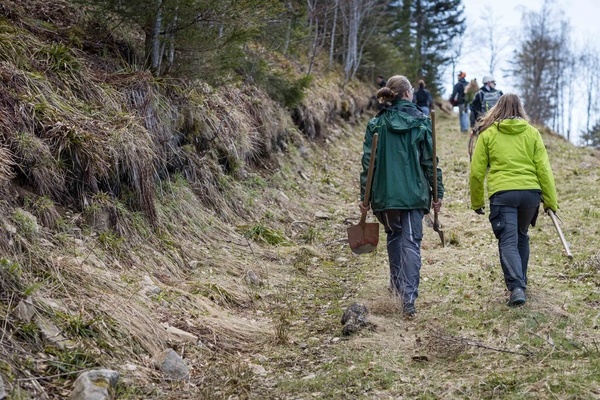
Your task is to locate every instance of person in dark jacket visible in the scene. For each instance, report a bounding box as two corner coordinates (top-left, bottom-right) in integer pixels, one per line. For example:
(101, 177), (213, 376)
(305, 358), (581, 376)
(449, 71), (469, 133)
(360, 75), (444, 318)
(413, 79), (433, 116)
(468, 75), (504, 158)
(470, 75), (504, 130)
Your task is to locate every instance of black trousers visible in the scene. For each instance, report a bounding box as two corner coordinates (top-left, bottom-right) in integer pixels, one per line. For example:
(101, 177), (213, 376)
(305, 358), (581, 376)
(489, 190), (541, 291)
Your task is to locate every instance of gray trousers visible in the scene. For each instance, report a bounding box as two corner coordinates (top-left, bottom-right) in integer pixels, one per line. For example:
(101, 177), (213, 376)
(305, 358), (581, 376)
(375, 209), (424, 307)
(489, 190), (541, 291)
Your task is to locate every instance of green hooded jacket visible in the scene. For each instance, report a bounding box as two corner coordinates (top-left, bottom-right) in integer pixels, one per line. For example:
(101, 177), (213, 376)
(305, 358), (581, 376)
(469, 118), (558, 211)
(360, 99), (444, 213)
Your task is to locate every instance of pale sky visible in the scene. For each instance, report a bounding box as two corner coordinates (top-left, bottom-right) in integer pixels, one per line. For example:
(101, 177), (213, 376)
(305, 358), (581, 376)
(452, 0), (600, 144)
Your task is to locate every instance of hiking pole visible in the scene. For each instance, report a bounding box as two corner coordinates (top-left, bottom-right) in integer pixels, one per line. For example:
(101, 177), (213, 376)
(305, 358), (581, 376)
(548, 209), (573, 259)
(430, 110), (445, 247)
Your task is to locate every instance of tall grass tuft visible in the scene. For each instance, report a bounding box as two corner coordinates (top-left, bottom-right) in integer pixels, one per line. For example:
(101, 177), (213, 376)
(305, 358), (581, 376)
(0, 146), (15, 186)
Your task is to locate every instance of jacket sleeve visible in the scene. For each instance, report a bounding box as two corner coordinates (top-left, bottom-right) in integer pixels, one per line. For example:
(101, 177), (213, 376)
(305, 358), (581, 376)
(533, 130), (558, 211)
(469, 130), (488, 209)
(360, 122), (375, 202)
(449, 83), (458, 101)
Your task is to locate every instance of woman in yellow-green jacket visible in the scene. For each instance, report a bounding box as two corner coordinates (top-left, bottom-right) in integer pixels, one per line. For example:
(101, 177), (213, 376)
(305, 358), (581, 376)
(469, 93), (558, 307)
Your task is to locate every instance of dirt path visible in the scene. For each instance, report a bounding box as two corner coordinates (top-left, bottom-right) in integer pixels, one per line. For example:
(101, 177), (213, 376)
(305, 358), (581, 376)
(224, 111), (600, 400)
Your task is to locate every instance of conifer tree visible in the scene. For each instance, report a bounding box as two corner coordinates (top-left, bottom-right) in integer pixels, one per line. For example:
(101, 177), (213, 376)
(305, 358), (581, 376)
(386, 0), (465, 94)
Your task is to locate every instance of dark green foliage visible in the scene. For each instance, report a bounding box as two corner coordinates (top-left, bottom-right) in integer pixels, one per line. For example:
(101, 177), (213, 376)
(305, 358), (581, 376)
(237, 55), (312, 108)
(266, 74), (312, 109)
(367, 0), (465, 95)
(580, 120), (600, 147)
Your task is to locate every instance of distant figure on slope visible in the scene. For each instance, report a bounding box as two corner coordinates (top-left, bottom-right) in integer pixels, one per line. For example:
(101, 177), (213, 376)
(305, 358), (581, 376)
(413, 79), (433, 116)
(468, 75), (504, 158)
(469, 93), (558, 307)
(360, 75), (444, 318)
(449, 71), (469, 133)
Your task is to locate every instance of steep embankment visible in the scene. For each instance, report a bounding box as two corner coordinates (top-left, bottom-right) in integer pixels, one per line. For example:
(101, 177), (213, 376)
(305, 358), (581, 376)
(0, 1), (373, 398)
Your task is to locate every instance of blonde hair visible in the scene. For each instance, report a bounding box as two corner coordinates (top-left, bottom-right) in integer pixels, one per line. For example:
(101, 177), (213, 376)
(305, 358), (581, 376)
(377, 75), (412, 104)
(475, 93), (530, 133)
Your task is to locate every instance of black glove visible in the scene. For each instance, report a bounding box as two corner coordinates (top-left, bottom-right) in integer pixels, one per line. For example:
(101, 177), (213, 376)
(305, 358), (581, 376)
(475, 208), (485, 215)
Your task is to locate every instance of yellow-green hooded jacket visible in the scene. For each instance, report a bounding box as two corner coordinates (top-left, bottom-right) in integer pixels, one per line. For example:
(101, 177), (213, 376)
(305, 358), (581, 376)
(470, 118), (558, 211)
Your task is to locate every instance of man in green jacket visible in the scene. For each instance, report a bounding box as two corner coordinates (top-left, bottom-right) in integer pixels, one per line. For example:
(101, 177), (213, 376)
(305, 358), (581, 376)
(470, 93), (558, 307)
(360, 75), (444, 318)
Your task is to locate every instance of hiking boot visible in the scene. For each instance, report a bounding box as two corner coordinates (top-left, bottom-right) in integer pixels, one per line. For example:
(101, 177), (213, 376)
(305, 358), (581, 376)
(403, 303), (416, 319)
(508, 287), (526, 307)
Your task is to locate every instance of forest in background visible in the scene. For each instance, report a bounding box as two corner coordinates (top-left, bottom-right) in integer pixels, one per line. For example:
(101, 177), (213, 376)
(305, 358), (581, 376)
(72, 0), (600, 144)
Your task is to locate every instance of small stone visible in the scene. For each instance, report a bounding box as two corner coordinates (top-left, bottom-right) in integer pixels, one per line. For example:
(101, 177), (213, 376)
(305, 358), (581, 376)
(68, 369), (119, 400)
(248, 363), (267, 376)
(245, 270), (261, 286)
(315, 211), (330, 220)
(145, 285), (161, 296)
(154, 349), (189, 380)
(165, 326), (198, 343)
(14, 297), (35, 323)
(255, 354), (268, 363)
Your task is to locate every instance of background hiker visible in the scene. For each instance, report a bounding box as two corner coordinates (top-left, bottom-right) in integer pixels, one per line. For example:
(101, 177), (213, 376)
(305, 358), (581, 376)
(469, 93), (558, 307)
(449, 71), (469, 133)
(360, 75), (444, 318)
(413, 79), (433, 116)
(468, 76), (504, 158)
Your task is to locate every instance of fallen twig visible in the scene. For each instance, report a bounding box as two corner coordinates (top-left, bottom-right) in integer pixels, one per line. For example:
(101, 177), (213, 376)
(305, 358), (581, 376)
(323, 238), (348, 246)
(428, 328), (533, 357)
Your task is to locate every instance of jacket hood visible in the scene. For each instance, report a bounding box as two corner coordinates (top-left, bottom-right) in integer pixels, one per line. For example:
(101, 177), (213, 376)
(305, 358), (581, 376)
(495, 118), (529, 135)
(380, 100), (429, 133)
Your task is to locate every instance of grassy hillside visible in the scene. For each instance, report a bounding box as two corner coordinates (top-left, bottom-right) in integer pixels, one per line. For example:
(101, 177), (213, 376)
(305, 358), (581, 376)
(1, 1), (600, 399)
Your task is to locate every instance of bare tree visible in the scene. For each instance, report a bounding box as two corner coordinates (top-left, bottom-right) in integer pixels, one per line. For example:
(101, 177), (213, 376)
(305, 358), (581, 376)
(578, 41), (600, 136)
(329, 0), (339, 66)
(339, 0), (383, 85)
(479, 5), (511, 78)
(511, 0), (569, 126)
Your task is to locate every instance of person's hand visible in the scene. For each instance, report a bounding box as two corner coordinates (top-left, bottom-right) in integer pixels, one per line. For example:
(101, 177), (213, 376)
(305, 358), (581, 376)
(474, 208), (485, 215)
(432, 199), (443, 213)
(359, 201), (370, 213)
(544, 206), (556, 215)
